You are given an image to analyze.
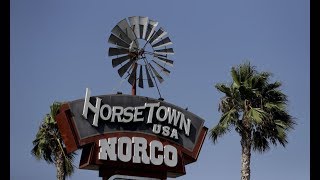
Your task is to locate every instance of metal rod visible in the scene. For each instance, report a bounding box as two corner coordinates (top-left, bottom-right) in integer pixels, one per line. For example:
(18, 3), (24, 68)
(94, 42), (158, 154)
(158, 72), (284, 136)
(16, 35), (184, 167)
(142, 56), (162, 99)
(131, 63), (137, 96)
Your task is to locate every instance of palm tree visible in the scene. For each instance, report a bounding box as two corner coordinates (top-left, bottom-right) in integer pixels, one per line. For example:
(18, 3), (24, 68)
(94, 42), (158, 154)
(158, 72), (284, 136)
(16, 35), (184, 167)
(210, 62), (295, 180)
(31, 102), (76, 180)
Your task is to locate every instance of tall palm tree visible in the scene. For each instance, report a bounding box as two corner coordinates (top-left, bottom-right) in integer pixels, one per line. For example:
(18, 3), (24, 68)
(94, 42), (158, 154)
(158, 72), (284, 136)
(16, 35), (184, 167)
(31, 102), (76, 180)
(210, 62), (295, 180)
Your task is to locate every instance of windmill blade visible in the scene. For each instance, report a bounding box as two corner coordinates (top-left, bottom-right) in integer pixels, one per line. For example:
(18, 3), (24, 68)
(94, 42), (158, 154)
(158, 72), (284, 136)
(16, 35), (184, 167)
(118, 60), (135, 77)
(128, 16), (140, 39)
(148, 63), (164, 83)
(145, 65), (154, 87)
(111, 25), (133, 45)
(152, 60), (170, 76)
(145, 20), (158, 41)
(154, 56), (174, 67)
(139, 25), (144, 41)
(128, 63), (138, 86)
(139, 16), (149, 40)
(108, 47), (129, 56)
(154, 48), (174, 55)
(112, 55), (131, 67)
(117, 18), (136, 43)
(152, 37), (172, 49)
(108, 34), (130, 48)
(138, 65), (144, 88)
(148, 28), (167, 44)
(153, 53), (168, 58)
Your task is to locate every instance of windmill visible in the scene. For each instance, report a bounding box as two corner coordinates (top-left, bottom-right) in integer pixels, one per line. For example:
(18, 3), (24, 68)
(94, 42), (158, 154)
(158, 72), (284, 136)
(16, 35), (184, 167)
(108, 16), (174, 97)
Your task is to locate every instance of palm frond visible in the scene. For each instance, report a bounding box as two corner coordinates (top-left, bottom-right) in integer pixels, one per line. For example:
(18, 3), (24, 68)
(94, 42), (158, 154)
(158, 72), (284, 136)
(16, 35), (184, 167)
(231, 67), (240, 88)
(252, 131), (270, 153)
(49, 102), (61, 124)
(215, 83), (232, 97)
(247, 108), (268, 124)
(273, 125), (288, 147)
(251, 72), (271, 92)
(209, 124), (230, 144)
(265, 81), (282, 91)
(210, 108), (238, 143)
(238, 62), (256, 83)
(264, 89), (287, 103)
(265, 102), (286, 112)
(218, 97), (234, 113)
(64, 148), (76, 176)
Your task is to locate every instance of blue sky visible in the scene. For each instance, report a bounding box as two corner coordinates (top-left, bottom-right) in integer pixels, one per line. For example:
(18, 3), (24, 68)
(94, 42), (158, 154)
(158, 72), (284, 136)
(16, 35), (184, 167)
(10, 0), (309, 179)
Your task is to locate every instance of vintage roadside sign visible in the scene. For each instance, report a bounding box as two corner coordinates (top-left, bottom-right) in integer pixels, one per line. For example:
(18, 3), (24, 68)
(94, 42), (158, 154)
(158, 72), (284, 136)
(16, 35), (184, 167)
(56, 88), (207, 179)
(54, 15), (208, 180)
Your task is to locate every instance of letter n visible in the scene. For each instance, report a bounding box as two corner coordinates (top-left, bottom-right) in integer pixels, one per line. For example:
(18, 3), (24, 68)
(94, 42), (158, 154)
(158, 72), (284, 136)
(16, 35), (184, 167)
(98, 138), (117, 161)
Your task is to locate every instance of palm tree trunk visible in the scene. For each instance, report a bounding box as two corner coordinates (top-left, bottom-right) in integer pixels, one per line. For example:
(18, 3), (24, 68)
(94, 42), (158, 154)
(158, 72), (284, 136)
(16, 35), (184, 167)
(240, 133), (251, 180)
(55, 152), (65, 180)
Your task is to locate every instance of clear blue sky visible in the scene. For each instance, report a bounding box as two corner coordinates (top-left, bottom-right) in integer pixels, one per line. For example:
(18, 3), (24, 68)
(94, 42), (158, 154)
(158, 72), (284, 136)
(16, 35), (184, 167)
(10, 0), (309, 179)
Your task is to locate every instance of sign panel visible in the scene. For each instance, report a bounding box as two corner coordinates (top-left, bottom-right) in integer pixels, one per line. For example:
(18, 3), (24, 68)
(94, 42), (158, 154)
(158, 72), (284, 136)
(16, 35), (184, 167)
(68, 88), (204, 151)
(55, 88), (207, 178)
